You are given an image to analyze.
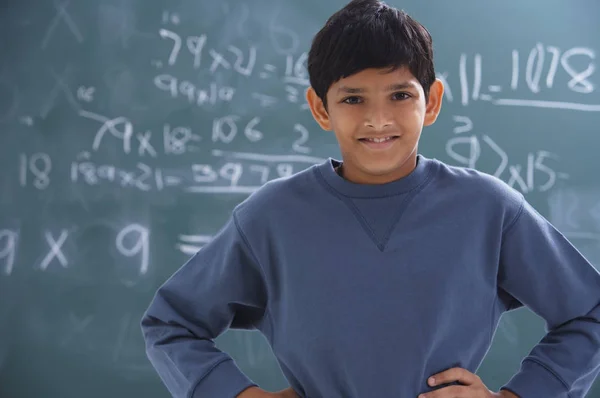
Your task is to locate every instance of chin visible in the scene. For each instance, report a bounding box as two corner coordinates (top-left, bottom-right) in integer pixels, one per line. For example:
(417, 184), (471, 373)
(368, 155), (403, 168)
(358, 155), (411, 178)
(360, 163), (400, 177)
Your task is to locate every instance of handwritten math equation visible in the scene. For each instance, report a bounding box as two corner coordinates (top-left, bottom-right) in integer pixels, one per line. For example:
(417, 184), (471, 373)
(0, 223), (215, 278)
(4, 7), (600, 274)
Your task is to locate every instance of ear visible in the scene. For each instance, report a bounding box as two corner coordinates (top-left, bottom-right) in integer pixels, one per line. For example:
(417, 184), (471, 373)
(423, 78), (444, 126)
(306, 87), (332, 131)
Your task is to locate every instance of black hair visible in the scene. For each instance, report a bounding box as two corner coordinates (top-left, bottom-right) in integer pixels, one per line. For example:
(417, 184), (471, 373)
(307, 0), (436, 108)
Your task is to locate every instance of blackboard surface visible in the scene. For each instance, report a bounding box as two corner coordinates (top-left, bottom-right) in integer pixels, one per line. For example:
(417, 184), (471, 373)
(1, 0), (599, 396)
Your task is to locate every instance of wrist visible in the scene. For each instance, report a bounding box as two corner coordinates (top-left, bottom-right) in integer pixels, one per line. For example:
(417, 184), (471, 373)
(496, 389), (520, 398)
(237, 386), (268, 398)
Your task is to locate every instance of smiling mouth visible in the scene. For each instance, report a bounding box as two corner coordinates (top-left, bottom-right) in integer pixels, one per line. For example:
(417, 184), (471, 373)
(358, 135), (400, 150)
(358, 136), (399, 143)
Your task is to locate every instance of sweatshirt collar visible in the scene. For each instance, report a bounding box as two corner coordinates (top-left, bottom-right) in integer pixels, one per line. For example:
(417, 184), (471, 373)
(315, 154), (435, 198)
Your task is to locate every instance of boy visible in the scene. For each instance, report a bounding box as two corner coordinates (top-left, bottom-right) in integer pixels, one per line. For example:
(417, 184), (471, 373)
(141, 0), (600, 397)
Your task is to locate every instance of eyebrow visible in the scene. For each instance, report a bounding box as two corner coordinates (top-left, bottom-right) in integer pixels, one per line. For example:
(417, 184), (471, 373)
(337, 82), (416, 94)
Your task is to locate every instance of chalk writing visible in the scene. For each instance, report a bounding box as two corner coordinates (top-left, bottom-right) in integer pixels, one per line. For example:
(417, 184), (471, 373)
(19, 153), (52, 190)
(2, 224), (150, 282)
(0, 230), (17, 276)
(81, 109), (313, 156)
(81, 111), (151, 155)
(41, 0), (83, 49)
(76, 86), (95, 102)
(60, 313), (94, 347)
(163, 124), (201, 155)
(153, 74), (236, 107)
(176, 234), (212, 256)
(40, 67), (81, 118)
(39, 229), (69, 271)
(71, 152), (163, 191)
(212, 115), (264, 144)
(549, 189), (600, 233)
(155, 26), (308, 88)
(440, 44), (599, 111)
(116, 224), (149, 286)
(446, 116), (568, 193)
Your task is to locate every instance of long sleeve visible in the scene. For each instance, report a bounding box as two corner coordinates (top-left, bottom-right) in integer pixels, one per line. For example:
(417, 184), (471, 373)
(140, 211), (269, 398)
(497, 196), (600, 398)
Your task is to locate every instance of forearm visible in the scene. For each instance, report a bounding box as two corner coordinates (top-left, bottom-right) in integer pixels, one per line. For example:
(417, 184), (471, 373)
(143, 318), (256, 398)
(237, 386), (299, 398)
(498, 197), (600, 397)
(498, 389), (519, 398)
(500, 303), (600, 397)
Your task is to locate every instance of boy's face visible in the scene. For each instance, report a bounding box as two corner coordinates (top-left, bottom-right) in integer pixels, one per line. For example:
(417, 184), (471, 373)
(307, 67), (444, 184)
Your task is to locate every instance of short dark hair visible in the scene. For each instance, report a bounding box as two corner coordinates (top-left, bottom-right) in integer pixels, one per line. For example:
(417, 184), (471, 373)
(307, 0), (436, 108)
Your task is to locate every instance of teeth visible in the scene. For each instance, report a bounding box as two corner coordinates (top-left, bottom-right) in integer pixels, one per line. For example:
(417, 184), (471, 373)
(366, 136), (393, 143)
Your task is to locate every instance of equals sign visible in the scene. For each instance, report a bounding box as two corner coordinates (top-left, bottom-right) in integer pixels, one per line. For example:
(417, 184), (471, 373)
(155, 170), (183, 190)
(260, 64), (277, 79)
(480, 85), (502, 102)
(164, 176), (182, 186)
(176, 234), (213, 255)
(252, 92), (279, 108)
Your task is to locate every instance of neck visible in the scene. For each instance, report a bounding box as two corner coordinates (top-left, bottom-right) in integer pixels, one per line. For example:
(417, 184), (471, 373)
(338, 152), (418, 185)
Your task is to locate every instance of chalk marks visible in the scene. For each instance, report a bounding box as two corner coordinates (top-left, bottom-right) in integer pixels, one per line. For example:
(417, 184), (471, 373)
(41, 0), (83, 49)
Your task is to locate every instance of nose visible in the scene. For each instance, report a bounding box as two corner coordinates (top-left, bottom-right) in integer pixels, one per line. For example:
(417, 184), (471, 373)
(364, 105), (393, 130)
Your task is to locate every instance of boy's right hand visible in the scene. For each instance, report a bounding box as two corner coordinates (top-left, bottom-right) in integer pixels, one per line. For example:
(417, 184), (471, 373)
(237, 386), (299, 398)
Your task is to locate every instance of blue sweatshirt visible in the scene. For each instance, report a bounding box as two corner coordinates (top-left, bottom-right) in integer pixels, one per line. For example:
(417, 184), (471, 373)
(141, 154), (600, 398)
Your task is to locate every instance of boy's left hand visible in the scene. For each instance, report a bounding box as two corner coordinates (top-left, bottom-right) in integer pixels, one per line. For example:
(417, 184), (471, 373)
(418, 367), (519, 398)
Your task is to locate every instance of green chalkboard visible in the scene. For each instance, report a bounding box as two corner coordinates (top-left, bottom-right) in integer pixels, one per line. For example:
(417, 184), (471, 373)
(1, 0), (599, 397)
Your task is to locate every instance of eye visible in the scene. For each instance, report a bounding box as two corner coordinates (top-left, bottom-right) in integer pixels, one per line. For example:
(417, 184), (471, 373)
(341, 96), (363, 105)
(392, 92), (411, 100)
